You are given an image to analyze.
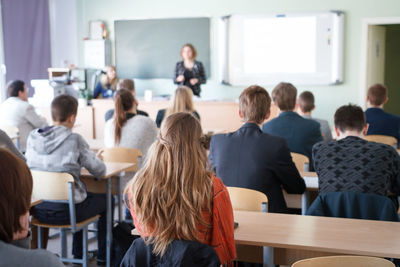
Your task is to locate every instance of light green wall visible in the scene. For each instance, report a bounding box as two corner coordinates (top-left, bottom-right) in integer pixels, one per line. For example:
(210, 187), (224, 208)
(384, 25), (400, 116)
(76, 0), (400, 123)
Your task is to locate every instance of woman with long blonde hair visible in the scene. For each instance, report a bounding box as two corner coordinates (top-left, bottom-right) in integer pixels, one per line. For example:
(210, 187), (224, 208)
(155, 86), (200, 128)
(125, 112), (236, 265)
(93, 65), (119, 99)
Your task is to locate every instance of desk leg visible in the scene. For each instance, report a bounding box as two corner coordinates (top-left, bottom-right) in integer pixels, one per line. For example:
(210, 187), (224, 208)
(301, 191), (310, 215)
(263, 246), (274, 267)
(106, 179), (112, 267)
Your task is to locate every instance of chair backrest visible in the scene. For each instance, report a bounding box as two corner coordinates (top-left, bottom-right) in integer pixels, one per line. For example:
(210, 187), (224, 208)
(227, 187), (268, 212)
(365, 134), (397, 147)
(0, 124), (19, 138)
(31, 170), (74, 201)
(291, 152), (309, 172)
(292, 255), (394, 267)
(102, 147), (142, 172)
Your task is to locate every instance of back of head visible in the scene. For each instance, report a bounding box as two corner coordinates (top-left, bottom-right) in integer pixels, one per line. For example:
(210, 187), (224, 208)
(334, 104), (366, 133)
(239, 85), (271, 124)
(367, 84), (388, 106)
(117, 79), (135, 92)
(125, 112), (212, 257)
(0, 148), (33, 243)
(272, 82), (297, 111)
(51, 94), (78, 122)
(7, 80), (25, 97)
(166, 86), (194, 117)
(298, 91), (315, 113)
(113, 89), (135, 144)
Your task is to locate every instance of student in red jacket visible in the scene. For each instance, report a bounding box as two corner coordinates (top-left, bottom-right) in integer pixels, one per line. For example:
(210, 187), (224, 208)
(125, 112), (236, 265)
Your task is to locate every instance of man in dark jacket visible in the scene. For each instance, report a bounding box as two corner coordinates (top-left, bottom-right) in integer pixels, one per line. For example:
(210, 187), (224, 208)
(209, 85), (306, 213)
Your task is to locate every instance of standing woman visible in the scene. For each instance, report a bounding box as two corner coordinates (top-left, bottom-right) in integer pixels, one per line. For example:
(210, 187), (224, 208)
(93, 65), (119, 99)
(124, 112), (236, 265)
(174, 44), (206, 97)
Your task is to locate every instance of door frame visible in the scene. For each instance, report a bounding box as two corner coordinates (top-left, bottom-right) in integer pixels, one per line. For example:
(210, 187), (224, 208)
(360, 17), (400, 109)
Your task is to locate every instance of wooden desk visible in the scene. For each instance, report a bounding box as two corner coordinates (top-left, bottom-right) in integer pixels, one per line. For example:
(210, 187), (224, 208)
(234, 210), (400, 265)
(31, 198), (43, 207)
(80, 162), (135, 267)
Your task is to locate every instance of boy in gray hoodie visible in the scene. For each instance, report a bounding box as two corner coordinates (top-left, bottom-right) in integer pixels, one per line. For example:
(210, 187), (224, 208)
(25, 95), (108, 264)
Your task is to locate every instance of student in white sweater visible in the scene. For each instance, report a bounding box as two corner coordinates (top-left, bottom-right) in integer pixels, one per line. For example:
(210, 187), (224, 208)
(0, 80), (47, 152)
(104, 89), (157, 187)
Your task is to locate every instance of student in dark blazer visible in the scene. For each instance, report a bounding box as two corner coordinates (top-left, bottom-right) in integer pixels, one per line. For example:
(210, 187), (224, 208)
(209, 86), (306, 213)
(365, 84), (400, 143)
(262, 82), (322, 168)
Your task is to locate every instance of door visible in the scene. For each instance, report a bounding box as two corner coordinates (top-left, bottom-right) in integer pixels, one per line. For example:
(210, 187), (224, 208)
(366, 25), (386, 88)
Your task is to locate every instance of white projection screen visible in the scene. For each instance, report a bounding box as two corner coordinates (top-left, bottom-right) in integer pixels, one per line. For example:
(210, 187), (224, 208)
(220, 12), (344, 86)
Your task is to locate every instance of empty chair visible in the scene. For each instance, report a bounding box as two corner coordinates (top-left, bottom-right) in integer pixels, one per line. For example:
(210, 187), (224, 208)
(292, 255), (394, 267)
(365, 134), (397, 147)
(30, 170), (100, 267)
(227, 187), (268, 212)
(291, 152), (310, 172)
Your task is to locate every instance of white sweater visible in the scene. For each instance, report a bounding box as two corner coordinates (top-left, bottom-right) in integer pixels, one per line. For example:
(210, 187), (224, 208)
(0, 97), (47, 152)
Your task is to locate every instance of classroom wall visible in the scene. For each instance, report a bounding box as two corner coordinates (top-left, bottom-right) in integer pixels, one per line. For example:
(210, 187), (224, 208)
(75, 0), (400, 124)
(384, 25), (400, 116)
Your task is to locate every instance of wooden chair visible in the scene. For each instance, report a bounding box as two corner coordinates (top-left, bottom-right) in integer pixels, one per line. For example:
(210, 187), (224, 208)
(365, 134), (397, 147)
(0, 124), (20, 149)
(30, 170), (99, 267)
(292, 255), (395, 267)
(291, 152), (310, 172)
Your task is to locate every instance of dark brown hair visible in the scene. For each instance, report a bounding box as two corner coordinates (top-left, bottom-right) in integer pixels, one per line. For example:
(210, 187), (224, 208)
(334, 104), (366, 133)
(0, 148), (33, 243)
(114, 89), (135, 144)
(272, 82), (297, 111)
(7, 80), (25, 97)
(117, 79), (135, 92)
(239, 85), (271, 124)
(180, 43), (197, 60)
(298, 91), (315, 113)
(51, 94), (78, 122)
(367, 84), (388, 106)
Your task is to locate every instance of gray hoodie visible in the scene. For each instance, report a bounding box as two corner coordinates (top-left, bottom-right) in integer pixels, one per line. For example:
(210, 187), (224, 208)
(26, 125), (106, 203)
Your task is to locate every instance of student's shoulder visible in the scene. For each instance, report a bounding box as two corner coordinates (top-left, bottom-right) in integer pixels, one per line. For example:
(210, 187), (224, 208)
(312, 140), (334, 152)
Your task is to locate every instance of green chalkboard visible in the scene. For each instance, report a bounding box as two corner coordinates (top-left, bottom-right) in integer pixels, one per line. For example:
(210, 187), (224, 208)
(115, 17), (210, 79)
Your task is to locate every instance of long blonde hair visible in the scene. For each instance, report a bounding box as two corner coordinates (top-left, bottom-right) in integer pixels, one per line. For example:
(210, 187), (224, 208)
(100, 65), (119, 90)
(165, 86), (194, 118)
(125, 112), (213, 256)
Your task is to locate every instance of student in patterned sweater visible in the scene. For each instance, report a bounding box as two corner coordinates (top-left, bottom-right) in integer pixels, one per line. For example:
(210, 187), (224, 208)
(313, 104), (400, 203)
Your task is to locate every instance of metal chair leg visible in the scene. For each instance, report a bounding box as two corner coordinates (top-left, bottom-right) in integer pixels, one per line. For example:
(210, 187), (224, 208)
(82, 226), (88, 267)
(37, 226), (42, 249)
(60, 229), (68, 258)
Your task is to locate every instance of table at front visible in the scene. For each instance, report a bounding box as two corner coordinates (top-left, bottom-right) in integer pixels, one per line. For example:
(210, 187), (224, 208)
(234, 210), (400, 266)
(80, 162), (135, 267)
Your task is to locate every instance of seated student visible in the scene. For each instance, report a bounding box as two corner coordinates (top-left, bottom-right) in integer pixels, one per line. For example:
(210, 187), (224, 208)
(209, 85), (306, 213)
(365, 83), (400, 143)
(297, 91), (333, 141)
(104, 79), (149, 121)
(0, 148), (64, 267)
(155, 86), (200, 128)
(25, 95), (108, 265)
(0, 80), (47, 152)
(262, 82), (322, 167)
(104, 89), (157, 186)
(313, 104), (400, 198)
(125, 112), (236, 265)
(93, 65), (119, 99)
(0, 129), (25, 160)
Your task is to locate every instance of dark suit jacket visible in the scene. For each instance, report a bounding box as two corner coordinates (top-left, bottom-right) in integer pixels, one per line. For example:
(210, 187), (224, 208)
(262, 111), (322, 167)
(365, 107), (400, 143)
(209, 123), (306, 213)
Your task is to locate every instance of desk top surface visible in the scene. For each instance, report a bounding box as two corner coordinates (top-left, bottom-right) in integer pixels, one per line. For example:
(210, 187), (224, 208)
(81, 162), (135, 179)
(31, 198), (43, 207)
(234, 210), (400, 258)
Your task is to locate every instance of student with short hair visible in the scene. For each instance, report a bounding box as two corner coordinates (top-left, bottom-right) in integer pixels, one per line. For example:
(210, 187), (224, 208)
(313, 104), (400, 198)
(26, 95), (108, 265)
(297, 91), (333, 141)
(125, 112), (236, 265)
(209, 85), (306, 213)
(104, 79), (149, 121)
(0, 80), (47, 152)
(155, 86), (200, 128)
(365, 83), (400, 143)
(0, 148), (64, 267)
(262, 82), (322, 167)
(104, 89), (157, 186)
